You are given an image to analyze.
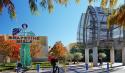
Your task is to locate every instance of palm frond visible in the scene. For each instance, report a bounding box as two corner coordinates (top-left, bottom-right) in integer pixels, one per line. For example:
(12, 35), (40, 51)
(109, 0), (117, 8)
(0, 0), (3, 12)
(88, 0), (93, 5)
(58, 0), (65, 4)
(101, 0), (108, 8)
(5, 0), (16, 19)
(3, 0), (10, 6)
(29, 0), (38, 14)
(76, 0), (80, 4)
(48, 0), (54, 13)
(107, 4), (125, 29)
(40, 0), (47, 9)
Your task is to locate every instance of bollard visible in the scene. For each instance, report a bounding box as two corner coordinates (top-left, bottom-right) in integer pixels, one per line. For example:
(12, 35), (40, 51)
(36, 64), (40, 73)
(90, 63), (93, 69)
(85, 63), (89, 70)
(107, 63), (109, 73)
(110, 62), (113, 68)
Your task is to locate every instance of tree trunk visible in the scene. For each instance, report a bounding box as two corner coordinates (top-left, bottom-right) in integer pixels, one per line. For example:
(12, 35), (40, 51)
(73, 61), (75, 64)
(3, 56), (10, 64)
(76, 59), (79, 64)
(6, 56), (10, 63)
(73, 59), (76, 64)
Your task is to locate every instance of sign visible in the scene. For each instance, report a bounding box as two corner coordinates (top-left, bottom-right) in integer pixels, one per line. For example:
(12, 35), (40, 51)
(8, 36), (39, 43)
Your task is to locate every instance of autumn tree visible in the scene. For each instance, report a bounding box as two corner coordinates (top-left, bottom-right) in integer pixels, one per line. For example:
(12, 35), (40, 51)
(30, 41), (42, 58)
(0, 40), (20, 63)
(49, 41), (68, 59)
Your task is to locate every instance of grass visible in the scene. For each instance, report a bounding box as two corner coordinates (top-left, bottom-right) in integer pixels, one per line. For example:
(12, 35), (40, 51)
(0, 66), (14, 71)
(0, 63), (16, 71)
(0, 62), (52, 71)
(31, 61), (52, 69)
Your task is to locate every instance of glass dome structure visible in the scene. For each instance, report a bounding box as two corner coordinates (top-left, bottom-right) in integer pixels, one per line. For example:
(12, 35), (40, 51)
(77, 5), (122, 48)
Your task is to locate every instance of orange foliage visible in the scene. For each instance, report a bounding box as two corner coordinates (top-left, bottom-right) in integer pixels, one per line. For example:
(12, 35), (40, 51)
(0, 40), (20, 60)
(30, 41), (41, 58)
(49, 41), (68, 58)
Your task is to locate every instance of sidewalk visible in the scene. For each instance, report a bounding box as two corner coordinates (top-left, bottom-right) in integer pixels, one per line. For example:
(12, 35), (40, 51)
(0, 63), (124, 73)
(67, 63), (123, 72)
(24, 63), (124, 73)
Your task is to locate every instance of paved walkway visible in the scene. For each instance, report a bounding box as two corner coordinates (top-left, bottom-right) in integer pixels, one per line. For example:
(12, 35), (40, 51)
(0, 63), (124, 73)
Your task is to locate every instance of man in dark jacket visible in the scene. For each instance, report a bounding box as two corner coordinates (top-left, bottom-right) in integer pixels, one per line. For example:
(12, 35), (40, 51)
(51, 57), (59, 73)
(98, 56), (103, 66)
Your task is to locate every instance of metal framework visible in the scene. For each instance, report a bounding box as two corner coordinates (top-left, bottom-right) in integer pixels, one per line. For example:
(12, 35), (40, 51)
(77, 5), (122, 49)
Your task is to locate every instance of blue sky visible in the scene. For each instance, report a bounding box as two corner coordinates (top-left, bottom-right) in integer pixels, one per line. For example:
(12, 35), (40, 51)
(0, 0), (124, 46)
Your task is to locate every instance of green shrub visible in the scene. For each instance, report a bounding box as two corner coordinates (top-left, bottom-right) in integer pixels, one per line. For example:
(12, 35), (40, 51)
(32, 62), (52, 69)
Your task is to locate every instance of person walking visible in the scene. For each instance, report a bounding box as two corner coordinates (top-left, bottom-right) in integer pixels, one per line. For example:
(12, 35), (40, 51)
(51, 57), (59, 73)
(48, 52), (59, 73)
(98, 54), (103, 66)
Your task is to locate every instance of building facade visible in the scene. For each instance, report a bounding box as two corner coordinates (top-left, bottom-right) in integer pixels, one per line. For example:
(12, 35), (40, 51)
(77, 5), (125, 66)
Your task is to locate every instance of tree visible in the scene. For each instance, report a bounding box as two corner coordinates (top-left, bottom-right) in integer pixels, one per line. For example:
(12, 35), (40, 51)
(72, 52), (83, 64)
(108, 4), (125, 28)
(99, 52), (106, 59)
(0, 0), (79, 18)
(88, 0), (118, 8)
(66, 53), (74, 62)
(49, 41), (68, 59)
(77, 43), (85, 55)
(1, 0), (118, 19)
(69, 42), (79, 54)
(68, 43), (77, 49)
(70, 48), (78, 54)
(27, 0), (119, 14)
(0, 0), (16, 18)
(30, 41), (42, 58)
(69, 43), (85, 56)
(0, 40), (20, 63)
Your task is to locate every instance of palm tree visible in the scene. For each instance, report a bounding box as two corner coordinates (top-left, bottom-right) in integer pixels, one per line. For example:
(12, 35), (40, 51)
(108, 5), (125, 28)
(107, 0), (125, 65)
(29, 0), (81, 13)
(88, 0), (118, 8)
(0, 0), (118, 18)
(30, 0), (118, 13)
(108, 4), (125, 44)
(0, 0), (16, 18)
(0, 0), (80, 19)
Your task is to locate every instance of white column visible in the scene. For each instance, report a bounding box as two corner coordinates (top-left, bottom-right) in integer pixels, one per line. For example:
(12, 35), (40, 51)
(110, 47), (115, 64)
(122, 47), (125, 65)
(85, 48), (89, 64)
(93, 47), (98, 66)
